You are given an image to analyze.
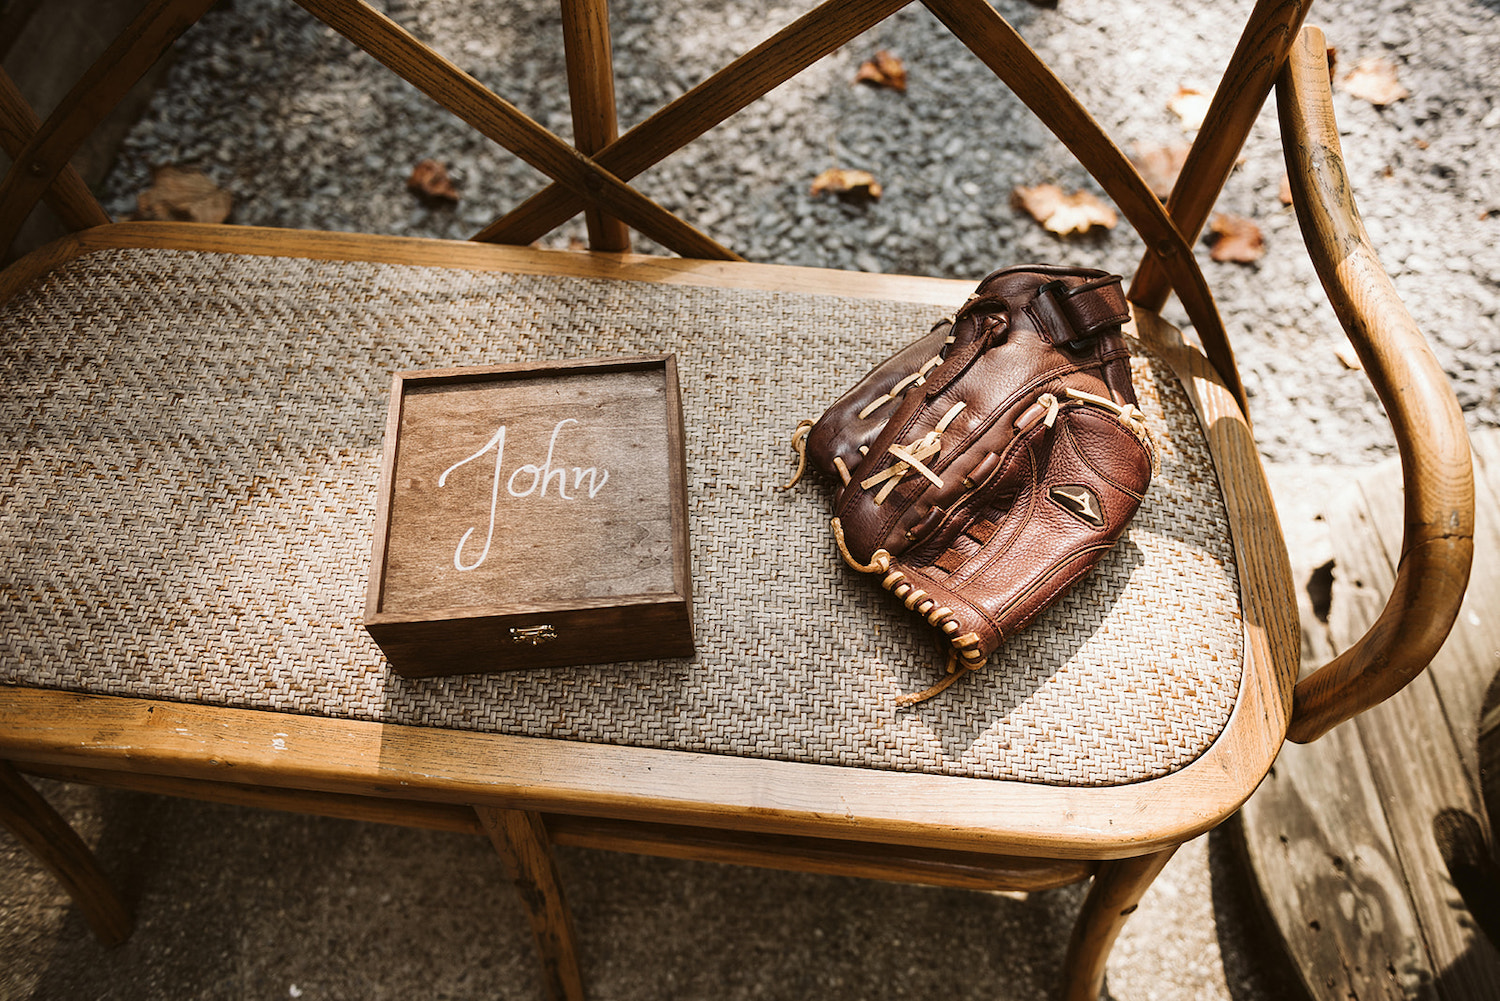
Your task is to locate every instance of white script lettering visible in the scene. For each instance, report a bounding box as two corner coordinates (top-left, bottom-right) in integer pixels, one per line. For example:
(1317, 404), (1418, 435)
(437, 418), (609, 571)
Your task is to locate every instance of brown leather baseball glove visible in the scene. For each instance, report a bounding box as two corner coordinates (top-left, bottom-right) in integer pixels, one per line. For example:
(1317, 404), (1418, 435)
(786, 265), (1154, 704)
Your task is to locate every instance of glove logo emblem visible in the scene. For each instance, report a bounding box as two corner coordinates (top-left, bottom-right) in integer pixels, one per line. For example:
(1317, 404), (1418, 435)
(1049, 484), (1105, 527)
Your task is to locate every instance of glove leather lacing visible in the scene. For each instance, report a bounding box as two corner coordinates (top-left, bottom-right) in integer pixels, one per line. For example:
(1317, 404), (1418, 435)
(782, 302), (1154, 707)
(821, 388), (1154, 707)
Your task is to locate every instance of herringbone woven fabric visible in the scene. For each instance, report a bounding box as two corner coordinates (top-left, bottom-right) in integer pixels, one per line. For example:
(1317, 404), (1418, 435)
(0, 247), (1242, 786)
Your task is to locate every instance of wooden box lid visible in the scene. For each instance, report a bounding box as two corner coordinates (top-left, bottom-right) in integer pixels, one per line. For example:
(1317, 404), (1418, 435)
(364, 356), (693, 677)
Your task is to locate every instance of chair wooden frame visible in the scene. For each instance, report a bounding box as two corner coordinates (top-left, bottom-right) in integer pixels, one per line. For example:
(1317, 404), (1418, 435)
(0, 3), (1474, 999)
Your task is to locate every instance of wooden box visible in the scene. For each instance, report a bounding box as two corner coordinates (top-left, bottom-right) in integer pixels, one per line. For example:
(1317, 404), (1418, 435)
(364, 356), (693, 677)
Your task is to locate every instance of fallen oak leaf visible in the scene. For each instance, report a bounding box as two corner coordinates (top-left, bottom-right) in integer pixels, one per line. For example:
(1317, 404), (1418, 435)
(1011, 184), (1117, 236)
(1207, 213), (1265, 263)
(1341, 57), (1409, 106)
(407, 159), (460, 203)
(1130, 142), (1191, 200)
(811, 167), (883, 203)
(134, 166), (232, 223)
(1167, 86), (1212, 132)
(854, 50), (907, 91)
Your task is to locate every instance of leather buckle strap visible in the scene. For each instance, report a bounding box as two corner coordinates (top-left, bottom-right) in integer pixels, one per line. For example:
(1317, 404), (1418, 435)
(1035, 276), (1130, 347)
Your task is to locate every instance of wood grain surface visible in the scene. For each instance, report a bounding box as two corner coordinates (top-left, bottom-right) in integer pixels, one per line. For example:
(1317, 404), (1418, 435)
(1278, 26), (1475, 743)
(1130, 0), (1313, 310)
(381, 363), (676, 609)
(1240, 432), (1500, 1001)
(559, 0), (629, 251)
(365, 357), (694, 675)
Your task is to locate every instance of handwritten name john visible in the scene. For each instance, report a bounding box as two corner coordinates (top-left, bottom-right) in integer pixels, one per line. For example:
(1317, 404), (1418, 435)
(437, 418), (609, 571)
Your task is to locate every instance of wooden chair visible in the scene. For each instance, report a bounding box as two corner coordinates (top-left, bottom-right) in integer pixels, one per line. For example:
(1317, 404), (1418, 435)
(0, 1), (1474, 998)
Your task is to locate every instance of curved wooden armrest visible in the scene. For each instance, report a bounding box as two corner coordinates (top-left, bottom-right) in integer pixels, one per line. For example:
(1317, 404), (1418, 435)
(1277, 26), (1474, 743)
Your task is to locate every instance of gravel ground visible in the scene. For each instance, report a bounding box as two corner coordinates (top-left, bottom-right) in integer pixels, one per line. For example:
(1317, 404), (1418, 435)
(5, 1), (1499, 999)
(96, 0), (1500, 465)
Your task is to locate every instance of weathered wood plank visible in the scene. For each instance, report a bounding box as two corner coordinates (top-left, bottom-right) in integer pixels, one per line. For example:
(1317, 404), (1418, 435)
(1244, 437), (1500, 1001)
(1476, 434), (1500, 847)
(1241, 472), (1440, 1001)
(1356, 434), (1500, 802)
(1238, 722), (1436, 1001)
(1337, 449), (1499, 1001)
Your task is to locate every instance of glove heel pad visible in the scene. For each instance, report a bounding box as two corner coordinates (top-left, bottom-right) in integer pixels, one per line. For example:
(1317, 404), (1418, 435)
(891, 405), (1151, 663)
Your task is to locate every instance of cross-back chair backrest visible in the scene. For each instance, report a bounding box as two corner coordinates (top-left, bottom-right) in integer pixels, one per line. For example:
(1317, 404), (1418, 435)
(0, 0), (1473, 743)
(0, 0), (1319, 400)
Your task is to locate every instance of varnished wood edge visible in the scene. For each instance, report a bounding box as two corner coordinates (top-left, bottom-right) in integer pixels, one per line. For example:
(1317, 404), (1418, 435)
(1129, 308), (1297, 778)
(1130, 0), (1313, 309)
(0, 605), (1277, 865)
(365, 370), (406, 621)
(662, 354), (695, 634)
(0, 222), (974, 310)
(13, 759), (1094, 891)
(1277, 27), (1475, 743)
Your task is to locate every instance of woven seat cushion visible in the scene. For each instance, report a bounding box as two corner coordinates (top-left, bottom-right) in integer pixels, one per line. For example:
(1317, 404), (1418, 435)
(0, 246), (1242, 787)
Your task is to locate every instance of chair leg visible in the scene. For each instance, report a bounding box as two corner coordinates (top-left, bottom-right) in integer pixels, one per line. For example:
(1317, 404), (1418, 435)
(1060, 846), (1177, 1001)
(477, 807), (586, 1001)
(0, 759), (132, 946)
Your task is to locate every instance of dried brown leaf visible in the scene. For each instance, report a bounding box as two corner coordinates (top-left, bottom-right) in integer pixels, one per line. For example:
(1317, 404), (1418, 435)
(854, 50), (907, 91)
(407, 159), (460, 203)
(1341, 57), (1409, 106)
(811, 167), (883, 203)
(1131, 143), (1191, 200)
(1207, 213), (1265, 263)
(134, 166), (232, 224)
(1011, 184), (1117, 235)
(1167, 86), (1212, 132)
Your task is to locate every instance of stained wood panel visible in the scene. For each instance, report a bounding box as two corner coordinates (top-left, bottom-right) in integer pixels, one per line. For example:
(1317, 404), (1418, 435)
(365, 356), (693, 676)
